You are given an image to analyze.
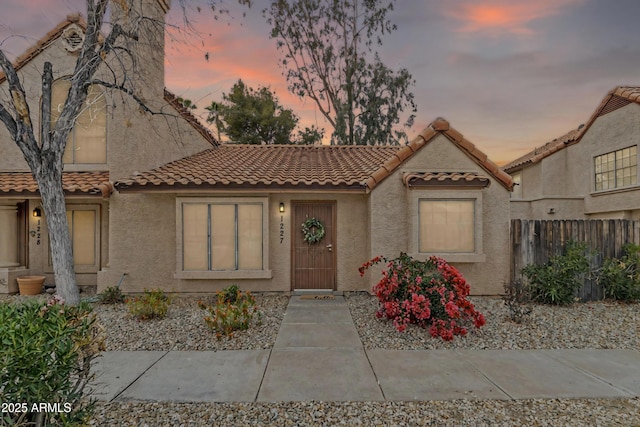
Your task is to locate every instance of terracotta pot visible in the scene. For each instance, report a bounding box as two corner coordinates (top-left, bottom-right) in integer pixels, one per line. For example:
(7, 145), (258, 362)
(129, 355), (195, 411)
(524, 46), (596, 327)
(16, 276), (46, 296)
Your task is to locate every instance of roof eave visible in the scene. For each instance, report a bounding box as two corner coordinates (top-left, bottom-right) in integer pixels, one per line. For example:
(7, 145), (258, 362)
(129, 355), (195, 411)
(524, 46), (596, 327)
(114, 181), (370, 193)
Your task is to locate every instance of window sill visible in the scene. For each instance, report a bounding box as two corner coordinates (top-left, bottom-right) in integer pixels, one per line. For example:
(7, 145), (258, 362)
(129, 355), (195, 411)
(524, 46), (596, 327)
(175, 270), (273, 280)
(591, 184), (640, 197)
(411, 253), (486, 263)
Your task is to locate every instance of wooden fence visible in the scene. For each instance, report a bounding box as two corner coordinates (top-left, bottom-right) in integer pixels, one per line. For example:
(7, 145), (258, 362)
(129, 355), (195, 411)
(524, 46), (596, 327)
(511, 219), (640, 301)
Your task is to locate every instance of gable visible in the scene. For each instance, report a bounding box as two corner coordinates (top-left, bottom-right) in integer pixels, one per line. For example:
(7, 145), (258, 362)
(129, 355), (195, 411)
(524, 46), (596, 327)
(366, 118), (513, 191)
(503, 86), (640, 173)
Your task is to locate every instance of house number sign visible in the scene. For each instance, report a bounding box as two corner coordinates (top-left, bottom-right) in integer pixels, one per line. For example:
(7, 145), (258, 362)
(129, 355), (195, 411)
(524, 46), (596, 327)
(279, 215), (285, 244)
(36, 219), (41, 246)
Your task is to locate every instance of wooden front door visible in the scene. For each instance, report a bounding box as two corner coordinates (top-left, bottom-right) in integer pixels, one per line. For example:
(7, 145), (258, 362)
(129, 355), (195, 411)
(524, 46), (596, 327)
(292, 201), (336, 290)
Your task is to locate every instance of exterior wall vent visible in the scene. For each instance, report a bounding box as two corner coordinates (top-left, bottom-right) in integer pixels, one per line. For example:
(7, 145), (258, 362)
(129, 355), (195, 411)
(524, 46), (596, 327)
(598, 95), (632, 118)
(61, 24), (84, 53)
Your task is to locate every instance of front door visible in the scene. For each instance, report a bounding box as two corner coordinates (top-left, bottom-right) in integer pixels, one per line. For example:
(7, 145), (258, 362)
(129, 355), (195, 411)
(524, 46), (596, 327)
(292, 201), (336, 290)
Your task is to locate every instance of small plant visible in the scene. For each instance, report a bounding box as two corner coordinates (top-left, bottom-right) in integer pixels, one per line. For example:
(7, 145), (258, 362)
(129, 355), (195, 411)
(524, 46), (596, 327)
(99, 286), (125, 304)
(126, 288), (171, 320)
(503, 280), (532, 323)
(359, 253), (485, 341)
(199, 285), (260, 339)
(0, 296), (105, 426)
(521, 241), (591, 305)
(598, 243), (640, 302)
(220, 284), (240, 304)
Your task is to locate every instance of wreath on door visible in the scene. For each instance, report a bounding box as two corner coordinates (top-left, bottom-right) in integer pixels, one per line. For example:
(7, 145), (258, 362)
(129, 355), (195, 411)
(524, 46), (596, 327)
(301, 217), (325, 244)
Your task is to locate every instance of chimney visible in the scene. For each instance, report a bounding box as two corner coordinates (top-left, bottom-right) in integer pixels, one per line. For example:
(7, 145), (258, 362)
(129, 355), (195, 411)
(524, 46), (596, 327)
(110, 0), (171, 101)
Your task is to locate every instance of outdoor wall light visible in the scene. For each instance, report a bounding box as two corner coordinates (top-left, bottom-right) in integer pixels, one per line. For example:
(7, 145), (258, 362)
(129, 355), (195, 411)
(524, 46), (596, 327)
(32, 207), (42, 218)
(279, 202), (285, 213)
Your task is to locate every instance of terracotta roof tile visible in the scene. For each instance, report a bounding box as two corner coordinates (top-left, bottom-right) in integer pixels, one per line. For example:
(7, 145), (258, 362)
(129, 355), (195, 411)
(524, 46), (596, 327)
(502, 127), (582, 172)
(503, 86), (640, 173)
(403, 172), (491, 188)
(0, 171), (111, 197)
(115, 117), (512, 192)
(115, 145), (399, 191)
(163, 89), (217, 147)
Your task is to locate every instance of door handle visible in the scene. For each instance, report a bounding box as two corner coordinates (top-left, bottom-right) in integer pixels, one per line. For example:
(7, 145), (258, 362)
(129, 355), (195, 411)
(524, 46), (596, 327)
(326, 244), (333, 252)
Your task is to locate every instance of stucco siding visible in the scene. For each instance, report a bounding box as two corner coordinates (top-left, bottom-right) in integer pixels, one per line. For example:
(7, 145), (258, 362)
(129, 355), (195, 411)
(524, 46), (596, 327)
(509, 102), (640, 220)
(98, 192), (370, 294)
(368, 134), (510, 295)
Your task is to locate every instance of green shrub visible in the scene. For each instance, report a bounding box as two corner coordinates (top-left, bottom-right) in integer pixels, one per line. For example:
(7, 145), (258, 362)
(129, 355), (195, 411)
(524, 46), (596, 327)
(0, 296), (105, 426)
(126, 288), (171, 320)
(599, 243), (640, 302)
(199, 286), (260, 339)
(98, 286), (124, 304)
(220, 284), (240, 304)
(522, 241), (591, 305)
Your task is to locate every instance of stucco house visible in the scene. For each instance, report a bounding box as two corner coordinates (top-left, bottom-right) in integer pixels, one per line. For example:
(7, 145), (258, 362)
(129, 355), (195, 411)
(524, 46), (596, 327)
(0, 1), (512, 296)
(503, 86), (640, 220)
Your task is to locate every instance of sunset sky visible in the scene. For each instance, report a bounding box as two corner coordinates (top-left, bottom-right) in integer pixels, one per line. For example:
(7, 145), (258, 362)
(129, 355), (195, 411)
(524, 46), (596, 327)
(1, 0), (640, 164)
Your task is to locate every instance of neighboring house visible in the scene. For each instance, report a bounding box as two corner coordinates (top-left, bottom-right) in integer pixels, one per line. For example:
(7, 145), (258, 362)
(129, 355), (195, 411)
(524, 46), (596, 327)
(0, 5), (215, 293)
(0, 2), (513, 296)
(504, 86), (640, 220)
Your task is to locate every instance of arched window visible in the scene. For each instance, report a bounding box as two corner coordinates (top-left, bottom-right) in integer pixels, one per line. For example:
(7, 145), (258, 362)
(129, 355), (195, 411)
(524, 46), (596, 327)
(50, 79), (107, 164)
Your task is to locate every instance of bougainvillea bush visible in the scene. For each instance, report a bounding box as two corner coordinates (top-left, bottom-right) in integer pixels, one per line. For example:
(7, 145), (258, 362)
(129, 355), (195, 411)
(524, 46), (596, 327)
(359, 253), (485, 341)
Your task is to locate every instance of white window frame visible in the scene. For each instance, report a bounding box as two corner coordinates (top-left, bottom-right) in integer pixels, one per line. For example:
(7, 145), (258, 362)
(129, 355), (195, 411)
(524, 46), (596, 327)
(175, 197), (271, 279)
(409, 190), (485, 263)
(594, 145), (637, 192)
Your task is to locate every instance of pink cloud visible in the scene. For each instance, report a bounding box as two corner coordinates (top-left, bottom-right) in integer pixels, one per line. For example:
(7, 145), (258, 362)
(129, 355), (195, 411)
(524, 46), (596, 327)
(163, 16), (329, 139)
(443, 0), (584, 36)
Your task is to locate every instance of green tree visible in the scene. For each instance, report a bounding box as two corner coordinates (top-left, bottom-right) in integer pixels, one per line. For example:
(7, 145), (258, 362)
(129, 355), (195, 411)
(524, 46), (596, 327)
(207, 79), (322, 144)
(265, 0), (416, 146)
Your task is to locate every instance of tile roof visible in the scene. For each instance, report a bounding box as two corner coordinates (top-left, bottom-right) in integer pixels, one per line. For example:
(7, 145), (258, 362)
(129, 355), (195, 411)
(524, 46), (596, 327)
(0, 171), (112, 197)
(502, 127), (582, 173)
(503, 86), (640, 173)
(402, 172), (491, 188)
(163, 90), (217, 147)
(115, 144), (399, 191)
(115, 117), (512, 192)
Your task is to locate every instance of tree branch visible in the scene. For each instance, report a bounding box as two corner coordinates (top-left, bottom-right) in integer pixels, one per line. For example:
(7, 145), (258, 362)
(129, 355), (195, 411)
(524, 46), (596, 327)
(40, 61), (53, 153)
(0, 48), (39, 161)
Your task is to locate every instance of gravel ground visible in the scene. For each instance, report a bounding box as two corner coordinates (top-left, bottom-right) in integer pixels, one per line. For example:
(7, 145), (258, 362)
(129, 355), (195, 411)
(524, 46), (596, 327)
(4, 291), (640, 425)
(95, 295), (289, 351)
(89, 399), (640, 426)
(347, 293), (640, 350)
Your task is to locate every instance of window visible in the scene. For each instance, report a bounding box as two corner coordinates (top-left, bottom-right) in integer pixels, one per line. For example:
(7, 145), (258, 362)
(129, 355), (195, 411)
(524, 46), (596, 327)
(182, 202), (263, 271)
(594, 146), (637, 191)
(47, 205), (100, 273)
(419, 199), (475, 253)
(511, 172), (522, 198)
(0, 204), (22, 268)
(51, 79), (107, 164)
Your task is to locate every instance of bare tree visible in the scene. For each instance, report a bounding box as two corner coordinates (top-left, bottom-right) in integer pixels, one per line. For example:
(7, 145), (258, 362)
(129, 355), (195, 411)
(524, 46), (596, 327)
(0, 0), (248, 304)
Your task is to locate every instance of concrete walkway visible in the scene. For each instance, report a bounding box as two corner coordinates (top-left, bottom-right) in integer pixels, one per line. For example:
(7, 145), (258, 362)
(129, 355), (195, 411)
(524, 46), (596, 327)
(90, 296), (640, 402)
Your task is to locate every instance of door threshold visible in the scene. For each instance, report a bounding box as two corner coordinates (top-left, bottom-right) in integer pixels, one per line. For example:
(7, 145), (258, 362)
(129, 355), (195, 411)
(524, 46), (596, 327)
(292, 289), (340, 296)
